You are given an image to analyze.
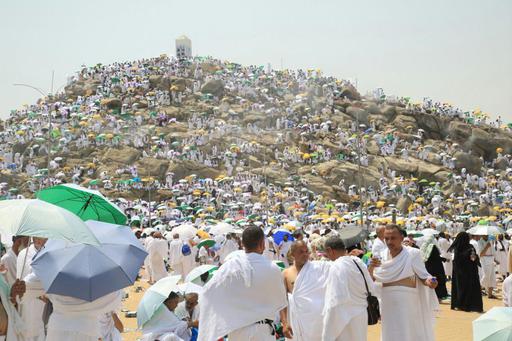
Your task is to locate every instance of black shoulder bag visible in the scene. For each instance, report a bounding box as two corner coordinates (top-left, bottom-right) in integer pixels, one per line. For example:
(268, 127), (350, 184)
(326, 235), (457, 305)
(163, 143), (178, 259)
(352, 259), (380, 325)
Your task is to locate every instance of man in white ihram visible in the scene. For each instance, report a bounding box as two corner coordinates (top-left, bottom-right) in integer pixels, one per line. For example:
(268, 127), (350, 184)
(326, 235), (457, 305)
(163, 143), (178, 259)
(322, 235), (376, 341)
(279, 240), (330, 340)
(369, 224), (439, 341)
(371, 224), (387, 256)
(16, 237), (47, 341)
(168, 233), (185, 279)
(198, 226), (287, 341)
(147, 232), (169, 283)
(218, 234), (239, 264)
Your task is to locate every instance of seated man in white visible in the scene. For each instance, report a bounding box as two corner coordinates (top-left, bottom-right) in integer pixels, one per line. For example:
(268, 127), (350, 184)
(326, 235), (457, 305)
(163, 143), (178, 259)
(141, 291), (193, 341)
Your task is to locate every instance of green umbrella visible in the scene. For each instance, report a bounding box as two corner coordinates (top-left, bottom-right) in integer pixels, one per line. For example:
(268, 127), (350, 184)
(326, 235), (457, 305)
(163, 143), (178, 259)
(197, 239), (216, 248)
(0, 199), (99, 245)
(405, 230), (423, 238)
(37, 184), (127, 224)
(185, 264), (218, 284)
(273, 260), (286, 271)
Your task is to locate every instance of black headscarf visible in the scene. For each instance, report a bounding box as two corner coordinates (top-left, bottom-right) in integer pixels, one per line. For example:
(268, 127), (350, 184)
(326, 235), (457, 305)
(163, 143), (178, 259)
(448, 231), (470, 254)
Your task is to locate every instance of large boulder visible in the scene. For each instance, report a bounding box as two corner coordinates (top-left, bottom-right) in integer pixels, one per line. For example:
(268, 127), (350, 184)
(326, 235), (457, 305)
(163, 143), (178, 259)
(167, 160), (221, 180)
(102, 147), (140, 164)
(392, 115), (417, 132)
(169, 77), (188, 92)
(380, 105), (397, 121)
(467, 128), (512, 160)
(64, 80), (100, 98)
(454, 151), (482, 174)
(346, 107), (369, 125)
(416, 161), (443, 179)
(201, 80), (224, 97)
(136, 158), (170, 179)
(385, 157), (417, 174)
(448, 121), (472, 141)
(338, 85), (361, 101)
(415, 113), (446, 139)
(100, 98), (122, 110)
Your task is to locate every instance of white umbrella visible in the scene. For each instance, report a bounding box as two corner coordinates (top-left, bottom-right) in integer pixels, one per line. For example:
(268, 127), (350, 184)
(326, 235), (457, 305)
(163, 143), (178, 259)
(209, 222), (235, 235)
(176, 282), (203, 295)
(172, 224), (197, 240)
(137, 275), (181, 328)
(185, 265), (218, 285)
(421, 228), (440, 236)
(467, 225), (505, 236)
(0, 199), (98, 245)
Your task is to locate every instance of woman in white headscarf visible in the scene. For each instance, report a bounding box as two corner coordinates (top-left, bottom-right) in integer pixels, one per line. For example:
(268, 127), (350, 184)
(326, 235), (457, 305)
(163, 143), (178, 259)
(421, 235), (448, 300)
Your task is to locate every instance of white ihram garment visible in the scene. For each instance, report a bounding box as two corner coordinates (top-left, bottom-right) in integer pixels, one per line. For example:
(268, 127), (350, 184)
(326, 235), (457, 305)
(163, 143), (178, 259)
(169, 239), (184, 278)
(148, 239), (169, 282)
(288, 261), (330, 341)
(141, 305), (190, 341)
(374, 247), (439, 341)
(438, 237), (452, 277)
(198, 251), (287, 341)
(1, 248), (18, 286)
(322, 256), (375, 341)
(479, 241), (497, 288)
(46, 291), (123, 341)
(16, 245), (45, 341)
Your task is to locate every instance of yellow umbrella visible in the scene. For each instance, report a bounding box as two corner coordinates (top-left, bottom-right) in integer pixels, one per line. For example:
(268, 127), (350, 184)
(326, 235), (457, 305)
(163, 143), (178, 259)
(376, 201), (386, 209)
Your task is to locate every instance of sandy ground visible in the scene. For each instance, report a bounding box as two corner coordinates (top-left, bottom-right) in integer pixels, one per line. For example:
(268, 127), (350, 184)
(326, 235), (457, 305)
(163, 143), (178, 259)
(119, 278), (506, 341)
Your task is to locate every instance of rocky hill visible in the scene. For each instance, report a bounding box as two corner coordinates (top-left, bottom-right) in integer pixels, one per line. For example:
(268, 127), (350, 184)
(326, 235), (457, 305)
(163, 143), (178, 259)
(2, 55), (511, 212)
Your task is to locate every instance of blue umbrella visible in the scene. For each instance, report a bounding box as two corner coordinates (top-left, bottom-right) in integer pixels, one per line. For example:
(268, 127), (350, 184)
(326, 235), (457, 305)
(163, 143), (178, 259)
(272, 229), (295, 245)
(31, 221), (147, 301)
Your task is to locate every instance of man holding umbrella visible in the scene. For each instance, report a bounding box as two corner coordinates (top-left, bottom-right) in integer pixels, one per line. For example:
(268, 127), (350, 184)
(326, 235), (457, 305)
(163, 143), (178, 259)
(16, 237), (47, 341)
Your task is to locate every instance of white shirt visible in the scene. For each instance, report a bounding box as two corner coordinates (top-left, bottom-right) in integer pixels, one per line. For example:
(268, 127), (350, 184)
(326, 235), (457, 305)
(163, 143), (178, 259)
(1, 248), (17, 286)
(503, 274), (512, 307)
(372, 238), (387, 256)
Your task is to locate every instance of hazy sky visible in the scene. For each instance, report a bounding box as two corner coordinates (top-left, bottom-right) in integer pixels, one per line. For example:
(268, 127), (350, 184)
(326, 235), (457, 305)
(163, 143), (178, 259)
(1, 0), (511, 120)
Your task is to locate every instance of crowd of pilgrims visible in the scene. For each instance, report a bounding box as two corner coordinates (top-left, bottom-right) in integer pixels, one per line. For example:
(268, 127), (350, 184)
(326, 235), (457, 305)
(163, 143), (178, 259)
(0, 55), (511, 340)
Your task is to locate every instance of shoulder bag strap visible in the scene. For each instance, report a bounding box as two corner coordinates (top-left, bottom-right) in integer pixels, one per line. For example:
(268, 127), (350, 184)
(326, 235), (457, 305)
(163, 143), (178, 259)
(352, 258), (370, 296)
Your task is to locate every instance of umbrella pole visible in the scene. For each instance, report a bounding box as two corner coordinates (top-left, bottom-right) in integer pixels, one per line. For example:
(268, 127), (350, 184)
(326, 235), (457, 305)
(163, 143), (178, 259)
(19, 237), (33, 280)
(16, 237), (33, 311)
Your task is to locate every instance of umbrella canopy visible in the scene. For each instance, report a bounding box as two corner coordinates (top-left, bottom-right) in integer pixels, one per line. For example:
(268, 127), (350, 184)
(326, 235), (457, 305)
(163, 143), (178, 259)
(467, 225), (505, 236)
(197, 239), (216, 249)
(421, 228), (440, 236)
(185, 264), (218, 285)
(473, 307), (512, 341)
(337, 226), (369, 248)
(172, 224), (197, 240)
(272, 229), (295, 245)
(37, 184), (127, 224)
(176, 282), (203, 295)
(0, 199), (98, 245)
(31, 223), (147, 301)
(209, 222), (235, 235)
(405, 230), (424, 238)
(273, 260), (286, 271)
(137, 275), (181, 328)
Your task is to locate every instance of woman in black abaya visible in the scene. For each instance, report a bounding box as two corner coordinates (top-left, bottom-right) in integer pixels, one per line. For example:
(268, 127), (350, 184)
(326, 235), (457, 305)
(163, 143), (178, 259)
(448, 232), (483, 312)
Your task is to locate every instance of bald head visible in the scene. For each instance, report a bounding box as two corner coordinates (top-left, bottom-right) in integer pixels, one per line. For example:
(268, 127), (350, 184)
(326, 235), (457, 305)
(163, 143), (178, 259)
(376, 225), (385, 239)
(290, 240), (310, 268)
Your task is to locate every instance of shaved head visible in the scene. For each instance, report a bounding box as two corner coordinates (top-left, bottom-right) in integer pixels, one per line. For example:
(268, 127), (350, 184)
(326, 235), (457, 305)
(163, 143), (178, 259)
(290, 240), (309, 268)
